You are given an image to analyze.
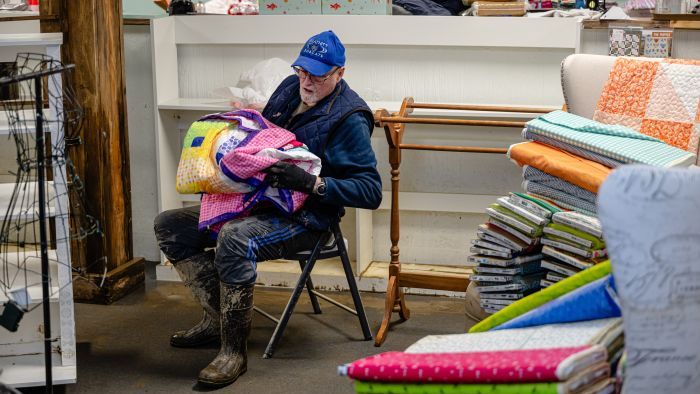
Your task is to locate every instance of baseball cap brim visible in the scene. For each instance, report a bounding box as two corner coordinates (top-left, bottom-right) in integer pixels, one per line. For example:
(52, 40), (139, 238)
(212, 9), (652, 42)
(291, 55), (334, 77)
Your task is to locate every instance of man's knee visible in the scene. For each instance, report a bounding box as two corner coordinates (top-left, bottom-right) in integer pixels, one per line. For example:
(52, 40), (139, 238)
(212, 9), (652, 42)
(216, 220), (251, 258)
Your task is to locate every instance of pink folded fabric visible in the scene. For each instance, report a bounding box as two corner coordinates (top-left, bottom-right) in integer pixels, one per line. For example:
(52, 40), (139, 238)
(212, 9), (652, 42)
(342, 346), (606, 384)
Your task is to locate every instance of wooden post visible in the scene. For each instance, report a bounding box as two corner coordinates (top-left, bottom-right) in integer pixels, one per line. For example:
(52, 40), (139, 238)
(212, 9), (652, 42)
(40, 0), (144, 304)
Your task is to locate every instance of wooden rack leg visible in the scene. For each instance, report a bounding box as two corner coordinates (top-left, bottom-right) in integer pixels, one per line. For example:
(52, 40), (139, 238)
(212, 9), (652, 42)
(374, 152), (410, 346)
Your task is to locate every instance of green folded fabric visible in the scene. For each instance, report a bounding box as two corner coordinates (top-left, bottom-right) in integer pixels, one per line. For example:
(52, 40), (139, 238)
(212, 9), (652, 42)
(545, 222), (605, 250)
(469, 261), (611, 333)
(489, 204), (543, 236)
(513, 192), (563, 214)
(355, 381), (558, 394)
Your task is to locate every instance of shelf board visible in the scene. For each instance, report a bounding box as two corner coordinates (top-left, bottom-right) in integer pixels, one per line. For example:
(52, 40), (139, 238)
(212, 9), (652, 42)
(159, 98), (556, 120)
(166, 15), (581, 49)
(0, 33), (62, 47)
(0, 355), (76, 388)
(0, 182), (57, 220)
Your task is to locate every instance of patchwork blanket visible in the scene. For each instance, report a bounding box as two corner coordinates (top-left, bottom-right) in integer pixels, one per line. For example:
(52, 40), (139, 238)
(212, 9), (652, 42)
(341, 346), (607, 384)
(593, 57), (700, 155)
(469, 261), (612, 333)
(508, 142), (611, 194)
(526, 111), (696, 167)
(175, 109), (322, 233)
(494, 275), (620, 331)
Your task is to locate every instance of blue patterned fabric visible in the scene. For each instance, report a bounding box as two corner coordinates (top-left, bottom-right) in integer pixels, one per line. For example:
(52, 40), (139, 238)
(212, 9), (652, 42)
(523, 166), (597, 203)
(523, 181), (598, 214)
(494, 275), (621, 330)
(526, 111), (696, 167)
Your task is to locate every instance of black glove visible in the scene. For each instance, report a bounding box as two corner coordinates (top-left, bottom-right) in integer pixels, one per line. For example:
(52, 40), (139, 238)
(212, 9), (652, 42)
(265, 161), (317, 194)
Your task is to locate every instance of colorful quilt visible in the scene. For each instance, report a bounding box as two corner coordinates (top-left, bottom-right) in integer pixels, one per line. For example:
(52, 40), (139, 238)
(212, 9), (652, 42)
(494, 276), (621, 331)
(175, 110), (322, 234)
(593, 57), (700, 155)
(469, 261), (612, 333)
(508, 142), (612, 194)
(341, 346), (607, 384)
(525, 111), (696, 168)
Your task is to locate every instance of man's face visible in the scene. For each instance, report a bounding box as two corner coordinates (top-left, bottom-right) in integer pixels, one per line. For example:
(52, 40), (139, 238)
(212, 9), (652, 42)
(297, 66), (345, 106)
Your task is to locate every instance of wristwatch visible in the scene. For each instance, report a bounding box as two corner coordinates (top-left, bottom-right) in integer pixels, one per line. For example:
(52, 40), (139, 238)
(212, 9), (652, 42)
(313, 178), (327, 196)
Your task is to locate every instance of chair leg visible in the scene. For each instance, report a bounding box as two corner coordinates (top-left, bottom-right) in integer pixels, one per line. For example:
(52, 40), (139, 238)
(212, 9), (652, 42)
(333, 223), (373, 341)
(299, 259), (322, 314)
(263, 233), (329, 359)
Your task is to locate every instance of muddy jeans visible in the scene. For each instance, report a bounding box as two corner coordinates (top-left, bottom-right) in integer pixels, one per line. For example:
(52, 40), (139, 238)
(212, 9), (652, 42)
(153, 206), (324, 285)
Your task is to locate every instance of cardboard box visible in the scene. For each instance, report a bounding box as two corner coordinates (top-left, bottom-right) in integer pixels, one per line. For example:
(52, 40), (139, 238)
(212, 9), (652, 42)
(260, 0), (323, 14)
(322, 0), (391, 15)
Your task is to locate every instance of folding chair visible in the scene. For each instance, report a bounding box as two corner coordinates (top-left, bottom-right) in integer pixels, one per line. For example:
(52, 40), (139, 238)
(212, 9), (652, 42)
(253, 221), (373, 358)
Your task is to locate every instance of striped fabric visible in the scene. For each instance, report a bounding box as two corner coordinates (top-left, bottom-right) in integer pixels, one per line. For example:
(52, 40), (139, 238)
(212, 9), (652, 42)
(522, 129), (624, 168)
(526, 111), (696, 167)
(524, 181), (597, 214)
(523, 166), (597, 204)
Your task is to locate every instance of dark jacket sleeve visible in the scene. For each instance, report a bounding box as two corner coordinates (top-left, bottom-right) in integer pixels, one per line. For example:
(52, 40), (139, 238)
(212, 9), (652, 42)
(318, 112), (382, 210)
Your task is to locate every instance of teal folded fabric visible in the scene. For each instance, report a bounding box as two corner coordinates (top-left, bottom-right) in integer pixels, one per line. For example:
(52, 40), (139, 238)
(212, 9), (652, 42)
(526, 111), (695, 167)
(469, 261), (611, 333)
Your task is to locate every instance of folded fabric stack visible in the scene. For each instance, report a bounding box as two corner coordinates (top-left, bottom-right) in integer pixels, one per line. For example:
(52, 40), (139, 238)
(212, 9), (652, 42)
(340, 319), (622, 394)
(468, 193), (563, 312)
(540, 211), (606, 287)
(471, 1), (527, 16)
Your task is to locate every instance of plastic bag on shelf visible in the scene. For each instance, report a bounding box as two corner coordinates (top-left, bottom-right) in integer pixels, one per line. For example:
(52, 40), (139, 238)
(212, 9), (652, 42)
(212, 58), (293, 109)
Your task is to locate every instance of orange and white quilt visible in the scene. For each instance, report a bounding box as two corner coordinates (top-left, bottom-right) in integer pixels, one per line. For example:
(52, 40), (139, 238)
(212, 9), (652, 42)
(593, 57), (700, 155)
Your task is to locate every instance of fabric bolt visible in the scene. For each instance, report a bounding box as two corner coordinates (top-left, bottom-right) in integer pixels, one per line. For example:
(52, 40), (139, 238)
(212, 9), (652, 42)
(551, 212), (603, 239)
(522, 129), (624, 168)
(523, 166), (597, 204)
(342, 346), (605, 383)
(487, 204), (542, 237)
(544, 223), (605, 250)
(494, 276), (621, 331)
(527, 192), (597, 218)
(511, 192), (563, 216)
(523, 181), (598, 214)
(508, 142), (612, 194)
(593, 57), (700, 154)
(525, 111), (696, 167)
(352, 378), (615, 394)
(469, 261), (611, 333)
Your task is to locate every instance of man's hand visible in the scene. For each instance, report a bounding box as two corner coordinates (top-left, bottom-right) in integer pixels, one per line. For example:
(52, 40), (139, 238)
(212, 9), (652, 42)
(265, 162), (317, 194)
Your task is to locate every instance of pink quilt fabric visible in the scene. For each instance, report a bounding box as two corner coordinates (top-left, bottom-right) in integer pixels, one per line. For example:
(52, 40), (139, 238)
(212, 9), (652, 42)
(343, 346), (594, 384)
(197, 110), (319, 234)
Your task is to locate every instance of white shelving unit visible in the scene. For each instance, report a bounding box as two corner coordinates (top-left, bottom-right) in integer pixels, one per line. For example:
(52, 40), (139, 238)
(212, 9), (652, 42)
(0, 33), (77, 388)
(151, 16), (577, 290)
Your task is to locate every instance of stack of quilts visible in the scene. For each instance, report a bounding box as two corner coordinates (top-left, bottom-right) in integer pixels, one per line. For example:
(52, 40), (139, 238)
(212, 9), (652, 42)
(468, 193), (560, 312)
(540, 211), (606, 287)
(340, 319), (621, 394)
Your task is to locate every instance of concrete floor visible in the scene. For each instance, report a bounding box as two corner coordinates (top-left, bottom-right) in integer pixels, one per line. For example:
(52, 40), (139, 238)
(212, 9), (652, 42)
(22, 263), (474, 394)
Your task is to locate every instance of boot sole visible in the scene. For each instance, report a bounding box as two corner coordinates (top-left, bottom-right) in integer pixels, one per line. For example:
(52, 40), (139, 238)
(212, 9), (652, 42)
(170, 335), (219, 348)
(197, 368), (247, 387)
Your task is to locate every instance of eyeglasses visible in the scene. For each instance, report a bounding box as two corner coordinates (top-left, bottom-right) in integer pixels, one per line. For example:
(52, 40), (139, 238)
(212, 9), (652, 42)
(293, 66), (339, 85)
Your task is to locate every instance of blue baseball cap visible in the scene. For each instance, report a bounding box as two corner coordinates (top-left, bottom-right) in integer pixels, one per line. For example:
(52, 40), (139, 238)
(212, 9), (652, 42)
(292, 30), (346, 77)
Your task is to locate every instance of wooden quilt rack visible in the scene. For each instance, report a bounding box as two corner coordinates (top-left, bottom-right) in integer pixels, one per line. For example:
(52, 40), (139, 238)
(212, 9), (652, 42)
(373, 97), (554, 346)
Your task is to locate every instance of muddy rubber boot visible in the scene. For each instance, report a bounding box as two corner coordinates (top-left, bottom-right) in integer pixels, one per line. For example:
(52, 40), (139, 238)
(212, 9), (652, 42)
(170, 250), (221, 348)
(197, 282), (254, 387)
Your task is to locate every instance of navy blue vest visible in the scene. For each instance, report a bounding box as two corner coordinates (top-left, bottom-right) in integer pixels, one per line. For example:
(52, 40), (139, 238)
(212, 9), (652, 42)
(262, 76), (374, 229)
